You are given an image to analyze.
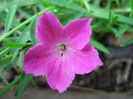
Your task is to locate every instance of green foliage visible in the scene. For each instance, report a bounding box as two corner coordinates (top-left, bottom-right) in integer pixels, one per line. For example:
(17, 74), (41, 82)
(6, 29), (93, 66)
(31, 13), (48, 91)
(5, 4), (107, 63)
(0, 0), (133, 98)
(0, 54), (14, 67)
(15, 72), (33, 99)
(5, 0), (18, 33)
(90, 39), (110, 54)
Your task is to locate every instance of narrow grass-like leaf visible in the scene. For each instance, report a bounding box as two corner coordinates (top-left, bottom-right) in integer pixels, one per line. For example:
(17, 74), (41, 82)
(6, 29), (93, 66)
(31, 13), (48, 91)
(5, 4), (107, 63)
(41, 0), (84, 11)
(3, 43), (32, 48)
(93, 0), (100, 6)
(90, 39), (110, 54)
(10, 21), (33, 54)
(2, 38), (17, 43)
(0, 6), (55, 41)
(115, 0), (120, 7)
(0, 0), (39, 12)
(18, 8), (32, 19)
(130, 0), (133, 18)
(109, 11), (113, 26)
(42, 0), (133, 25)
(17, 50), (25, 70)
(5, 0), (18, 33)
(62, 12), (84, 26)
(0, 75), (21, 96)
(111, 24), (128, 42)
(111, 27), (118, 37)
(108, 11), (118, 26)
(91, 25), (97, 30)
(120, 39), (133, 47)
(0, 54), (14, 67)
(107, 0), (112, 9)
(0, 47), (7, 52)
(15, 72), (33, 99)
(12, 51), (19, 61)
(0, 13), (22, 30)
(30, 16), (38, 45)
(111, 27), (126, 42)
(119, 24), (128, 35)
(0, 67), (9, 85)
(0, 47), (11, 58)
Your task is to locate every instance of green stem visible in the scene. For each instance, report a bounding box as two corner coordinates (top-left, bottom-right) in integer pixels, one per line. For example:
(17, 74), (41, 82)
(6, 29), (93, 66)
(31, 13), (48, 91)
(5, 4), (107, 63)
(0, 47), (11, 57)
(0, 6), (55, 42)
(83, 0), (90, 13)
(0, 75), (21, 96)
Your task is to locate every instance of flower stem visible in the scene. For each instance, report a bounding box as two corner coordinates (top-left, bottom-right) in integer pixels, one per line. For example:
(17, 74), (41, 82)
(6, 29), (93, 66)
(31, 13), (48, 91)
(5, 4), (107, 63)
(0, 6), (55, 42)
(0, 75), (21, 96)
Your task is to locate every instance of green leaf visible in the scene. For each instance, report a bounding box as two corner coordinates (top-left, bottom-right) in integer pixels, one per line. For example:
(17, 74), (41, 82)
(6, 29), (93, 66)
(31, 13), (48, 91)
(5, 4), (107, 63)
(30, 16), (38, 45)
(3, 43), (32, 48)
(0, 75), (21, 97)
(42, 0), (133, 25)
(130, 0), (133, 18)
(5, 0), (18, 33)
(10, 20), (33, 54)
(119, 24), (128, 35)
(17, 50), (25, 70)
(12, 51), (19, 61)
(2, 38), (17, 43)
(90, 39), (110, 54)
(120, 39), (133, 47)
(18, 8), (32, 19)
(62, 12), (84, 26)
(41, 0), (84, 11)
(108, 11), (118, 26)
(111, 27), (126, 42)
(0, 6), (55, 41)
(0, 54), (14, 67)
(0, 47), (11, 58)
(3, 63), (14, 71)
(0, 0), (39, 12)
(0, 67), (9, 85)
(15, 72), (33, 99)
(115, 0), (120, 7)
(0, 13), (22, 30)
(109, 11), (113, 26)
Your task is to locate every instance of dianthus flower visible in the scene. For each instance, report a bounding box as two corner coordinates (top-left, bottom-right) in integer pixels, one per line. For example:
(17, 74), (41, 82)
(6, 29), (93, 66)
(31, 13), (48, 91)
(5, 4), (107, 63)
(23, 12), (103, 93)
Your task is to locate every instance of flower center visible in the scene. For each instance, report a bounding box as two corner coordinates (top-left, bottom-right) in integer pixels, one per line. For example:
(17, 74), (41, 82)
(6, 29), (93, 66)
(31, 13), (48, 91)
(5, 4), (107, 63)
(58, 43), (66, 52)
(58, 43), (67, 57)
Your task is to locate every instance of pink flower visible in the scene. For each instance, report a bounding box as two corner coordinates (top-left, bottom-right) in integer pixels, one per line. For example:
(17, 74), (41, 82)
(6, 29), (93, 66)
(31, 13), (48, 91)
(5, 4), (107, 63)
(23, 12), (103, 93)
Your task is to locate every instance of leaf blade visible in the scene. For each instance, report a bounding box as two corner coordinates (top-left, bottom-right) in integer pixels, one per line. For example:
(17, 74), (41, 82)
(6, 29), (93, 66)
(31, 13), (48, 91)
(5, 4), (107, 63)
(90, 39), (110, 54)
(5, 1), (18, 33)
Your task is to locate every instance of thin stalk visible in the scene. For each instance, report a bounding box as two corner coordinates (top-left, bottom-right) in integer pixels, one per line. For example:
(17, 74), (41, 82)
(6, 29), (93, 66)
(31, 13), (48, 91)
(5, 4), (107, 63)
(0, 69), (9, 85)
(113, 8), (131, 12)
(0, 47), (11, 57)
(0, 75), (21, 96)
(0, 6), (55, 42)
(83, 0), (90, 13)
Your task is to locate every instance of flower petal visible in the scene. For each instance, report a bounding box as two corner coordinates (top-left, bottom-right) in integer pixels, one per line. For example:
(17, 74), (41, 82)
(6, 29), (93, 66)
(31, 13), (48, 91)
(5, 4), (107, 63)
(64, 18), (92, 50)
(69, 44), (103, 74)
(46, 57), (75, 93)
(36, 12), (64, 44)
(23, 44), (52, 76)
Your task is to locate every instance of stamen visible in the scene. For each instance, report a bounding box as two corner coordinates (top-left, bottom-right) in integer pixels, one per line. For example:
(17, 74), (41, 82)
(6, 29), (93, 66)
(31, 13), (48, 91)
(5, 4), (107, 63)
(58, 43), (67, 57)
(58, 43), (66, 52)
